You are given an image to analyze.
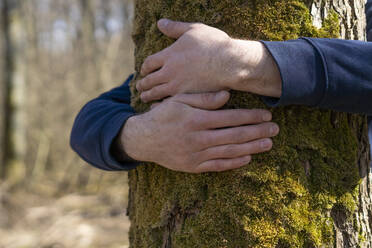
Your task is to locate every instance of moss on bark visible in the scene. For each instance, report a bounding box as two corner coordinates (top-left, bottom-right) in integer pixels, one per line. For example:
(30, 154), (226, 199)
(128, 0), (371, 247)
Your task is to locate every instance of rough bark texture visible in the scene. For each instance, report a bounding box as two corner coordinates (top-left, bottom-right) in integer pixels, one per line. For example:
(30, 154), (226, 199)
(128, 0), (372, 247)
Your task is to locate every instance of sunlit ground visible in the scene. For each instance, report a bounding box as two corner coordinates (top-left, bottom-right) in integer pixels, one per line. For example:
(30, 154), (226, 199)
(0, 177), (130, 248)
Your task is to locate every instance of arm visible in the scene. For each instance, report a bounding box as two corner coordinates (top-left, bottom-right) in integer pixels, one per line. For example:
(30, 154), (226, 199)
(70, 76), (280, 173)
(262, 0), (372, 113)
(264, 0), (372, 159)
(261, 37), (372, 115)
(116, 91), (280, 173)
(70, 74), (139, 171)
(137, 19), (372, 115)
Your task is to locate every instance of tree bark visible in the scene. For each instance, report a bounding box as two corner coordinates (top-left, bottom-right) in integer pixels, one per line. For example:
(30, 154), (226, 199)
(128, 0), (371, 247)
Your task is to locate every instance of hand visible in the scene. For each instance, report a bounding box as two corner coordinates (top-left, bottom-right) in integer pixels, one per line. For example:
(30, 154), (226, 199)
(119, 91), (280, 173)
(136, 19), (282, 103)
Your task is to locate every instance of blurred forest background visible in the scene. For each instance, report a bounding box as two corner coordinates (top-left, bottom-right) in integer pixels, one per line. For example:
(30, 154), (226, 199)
(0, 0), (134, 247)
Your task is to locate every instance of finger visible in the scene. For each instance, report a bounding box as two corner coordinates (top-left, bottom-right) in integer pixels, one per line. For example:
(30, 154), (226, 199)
(197, 123), (279, 148)
(158, 19), (194, 39)
(200, 109), (272, 129)
(137, 69), (167, 92)
(150, 102), (161, 109)
(198, 138), (273, 161)
(141, 84), (173, 103)
(194, 155), (252, 173)
(173, 91), (230, 110)
(140, 51), (167, 76)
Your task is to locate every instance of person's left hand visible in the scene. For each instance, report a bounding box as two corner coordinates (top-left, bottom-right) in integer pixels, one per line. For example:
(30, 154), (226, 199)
(136, 19), (282, 103)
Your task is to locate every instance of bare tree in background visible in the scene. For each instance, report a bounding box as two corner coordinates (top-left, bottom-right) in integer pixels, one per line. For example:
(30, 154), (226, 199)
(0, 0), (8, 177)
(0, 0), (26, 180)
(0, 0), (135, 192)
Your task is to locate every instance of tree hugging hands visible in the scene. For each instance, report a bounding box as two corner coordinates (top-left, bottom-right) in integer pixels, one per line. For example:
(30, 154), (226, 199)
(136, 19), (283, 102)
(125, 19), (283, 173)
(121, 92), (279, 173)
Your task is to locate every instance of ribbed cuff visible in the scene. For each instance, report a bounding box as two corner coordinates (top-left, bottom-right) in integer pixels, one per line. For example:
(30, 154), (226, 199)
(260, 38), (327, 108)
(102, 112), (140, 171)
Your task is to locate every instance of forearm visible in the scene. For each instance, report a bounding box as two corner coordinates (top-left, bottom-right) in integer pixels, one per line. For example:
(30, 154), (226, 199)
(228, 40), (282, 98)
(112, 115), (143, 163)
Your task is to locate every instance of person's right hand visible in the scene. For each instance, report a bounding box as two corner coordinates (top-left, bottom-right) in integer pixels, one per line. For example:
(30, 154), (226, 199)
(119, 91), (279, 173)
(136, 19), (282, 103)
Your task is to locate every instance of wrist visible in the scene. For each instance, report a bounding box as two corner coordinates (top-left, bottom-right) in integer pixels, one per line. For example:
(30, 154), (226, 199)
(229, 39), (282, 98)
(119, 115), (144, 162)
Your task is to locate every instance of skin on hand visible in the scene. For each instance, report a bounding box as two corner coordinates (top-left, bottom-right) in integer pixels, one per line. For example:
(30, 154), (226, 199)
(120, 91), (280, 174)
(136, 19), (282, 103)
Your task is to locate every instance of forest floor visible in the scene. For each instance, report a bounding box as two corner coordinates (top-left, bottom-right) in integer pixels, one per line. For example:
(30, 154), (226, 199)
(0, 183), (130, 248)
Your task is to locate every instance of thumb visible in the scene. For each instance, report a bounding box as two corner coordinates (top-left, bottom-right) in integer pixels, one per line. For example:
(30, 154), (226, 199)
(173, 91), (230, 110)
(157, 19), (194, 39)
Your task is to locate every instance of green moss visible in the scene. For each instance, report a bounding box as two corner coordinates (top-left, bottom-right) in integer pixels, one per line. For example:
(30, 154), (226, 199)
(128, 1), (366, 247)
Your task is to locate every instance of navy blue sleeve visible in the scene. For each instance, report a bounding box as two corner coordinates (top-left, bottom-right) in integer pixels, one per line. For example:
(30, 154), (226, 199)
(70, 74), (140, 171)
(261, 37), (372, 115)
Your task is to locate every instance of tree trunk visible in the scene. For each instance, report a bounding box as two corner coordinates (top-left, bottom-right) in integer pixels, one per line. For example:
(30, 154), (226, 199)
(128, 0), (371, 247)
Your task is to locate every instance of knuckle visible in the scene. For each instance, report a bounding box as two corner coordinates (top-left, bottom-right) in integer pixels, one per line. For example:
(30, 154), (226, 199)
(222, 144), (236, 156)
(198, 134), (212, 148)
(185, 116), (200, 129)
(141, 77), (149, 87)
(170, 94), (181, 102)
(161, 65), (171, 77)
(166, 82), (177, 94)
(157, 69), (166, 80)
(256, 124), (270, 137)
(186, 111), (206, 127)
(150, 87), (159, 97)
(142, 58), (150, 71)
(263, 125), (272, 137)
(147, 54), (155, 63)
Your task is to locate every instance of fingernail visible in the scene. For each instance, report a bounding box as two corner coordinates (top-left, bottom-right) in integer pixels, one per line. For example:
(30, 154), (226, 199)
(263, 112), (272, 122)
(244, 156), (252, 163)
(158, 19), (169, 28)
(261, 139), (272, 149)
(270, 125), (279, 135)
(140, 93), (147, 102)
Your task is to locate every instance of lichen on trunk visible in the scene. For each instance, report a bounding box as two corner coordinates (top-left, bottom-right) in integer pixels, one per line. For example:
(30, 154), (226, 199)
(128, 0), (372, 247)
